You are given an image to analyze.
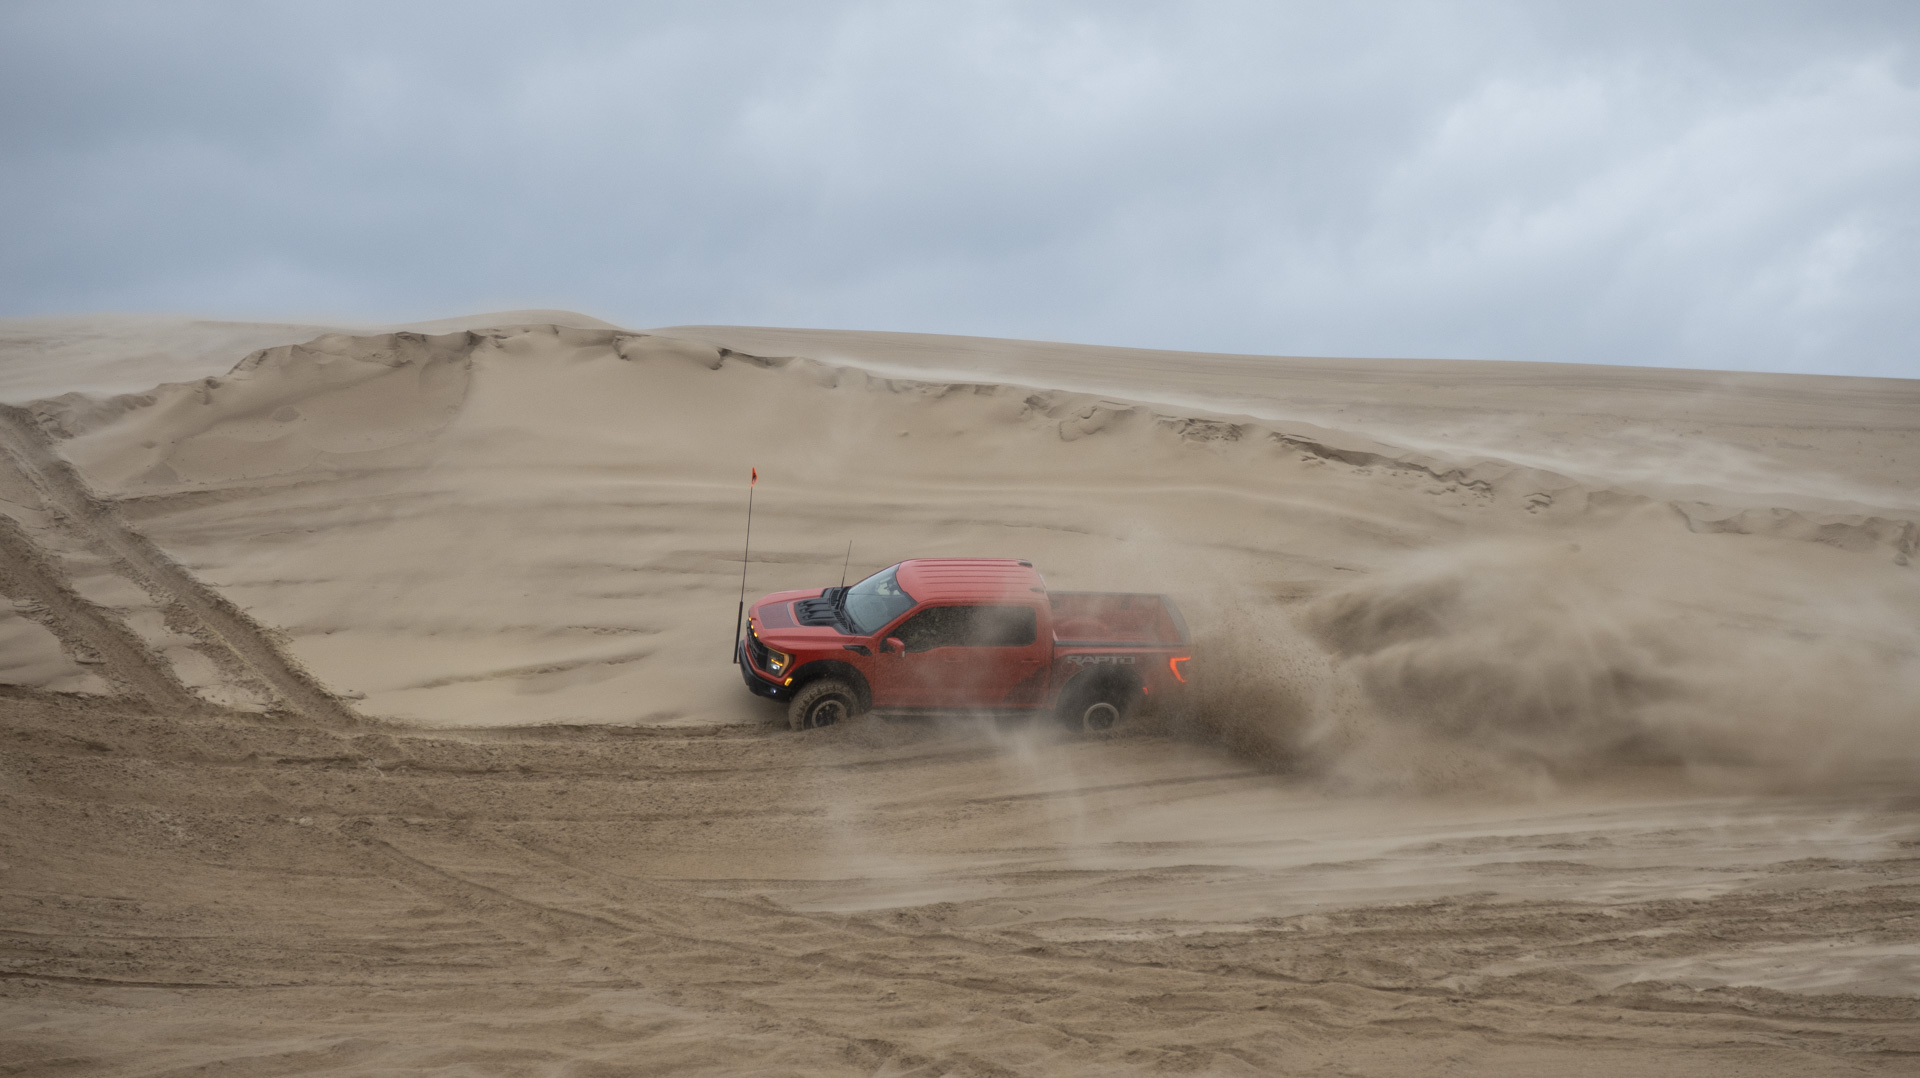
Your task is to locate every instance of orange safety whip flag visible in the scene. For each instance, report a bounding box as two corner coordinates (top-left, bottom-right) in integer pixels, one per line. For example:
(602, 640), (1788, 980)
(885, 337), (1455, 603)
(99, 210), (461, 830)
(733, 467), (758, 661)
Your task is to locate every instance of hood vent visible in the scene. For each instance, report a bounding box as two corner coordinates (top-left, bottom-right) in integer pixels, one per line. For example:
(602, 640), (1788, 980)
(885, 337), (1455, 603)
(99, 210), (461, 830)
(796, 587), (846, 627)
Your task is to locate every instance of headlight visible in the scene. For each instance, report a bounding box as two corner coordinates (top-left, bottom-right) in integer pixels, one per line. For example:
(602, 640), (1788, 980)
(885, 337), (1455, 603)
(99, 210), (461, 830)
(766, 647), (790, 674)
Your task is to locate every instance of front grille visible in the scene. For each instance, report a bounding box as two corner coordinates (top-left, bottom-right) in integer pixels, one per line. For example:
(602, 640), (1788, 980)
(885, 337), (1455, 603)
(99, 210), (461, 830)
(746, 626), (772, 671)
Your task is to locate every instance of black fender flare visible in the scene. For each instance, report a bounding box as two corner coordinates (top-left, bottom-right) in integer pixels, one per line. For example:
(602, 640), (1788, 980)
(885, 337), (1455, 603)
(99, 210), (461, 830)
(787, 660), (872, 712)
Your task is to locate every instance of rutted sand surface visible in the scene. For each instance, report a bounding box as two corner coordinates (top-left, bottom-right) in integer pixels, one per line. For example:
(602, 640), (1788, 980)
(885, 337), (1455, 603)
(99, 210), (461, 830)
(6, 696), (1917, 1075)
(1, 315), (1918, 1074)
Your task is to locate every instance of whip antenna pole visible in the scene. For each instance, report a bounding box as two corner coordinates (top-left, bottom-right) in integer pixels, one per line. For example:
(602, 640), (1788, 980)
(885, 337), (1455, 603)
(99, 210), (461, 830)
(840, 540), (853, 588)
(732, 467), (757, 663)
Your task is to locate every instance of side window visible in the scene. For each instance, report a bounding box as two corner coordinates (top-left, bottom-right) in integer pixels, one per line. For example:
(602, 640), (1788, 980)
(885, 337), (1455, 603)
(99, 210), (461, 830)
(967, 605), (1037, 647)
(894, 606), (972, 653)
(894, 605), (1038, 652)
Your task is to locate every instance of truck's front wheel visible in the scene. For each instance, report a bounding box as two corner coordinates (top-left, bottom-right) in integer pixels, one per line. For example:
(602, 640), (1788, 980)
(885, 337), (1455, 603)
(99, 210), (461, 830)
(789, 678), (862, 730)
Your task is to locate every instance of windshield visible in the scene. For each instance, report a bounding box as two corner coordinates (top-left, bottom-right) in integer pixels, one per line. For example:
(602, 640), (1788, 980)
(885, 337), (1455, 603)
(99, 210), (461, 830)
(843, 565), (915, 635)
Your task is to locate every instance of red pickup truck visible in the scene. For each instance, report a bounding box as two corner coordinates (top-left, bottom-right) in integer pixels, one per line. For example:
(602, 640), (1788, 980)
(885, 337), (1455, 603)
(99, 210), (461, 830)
(737, 558), (1192, 731)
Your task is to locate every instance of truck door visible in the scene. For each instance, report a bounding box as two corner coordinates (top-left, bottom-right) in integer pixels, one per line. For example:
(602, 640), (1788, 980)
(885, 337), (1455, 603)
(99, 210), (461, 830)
(888, 603), (1047, 708)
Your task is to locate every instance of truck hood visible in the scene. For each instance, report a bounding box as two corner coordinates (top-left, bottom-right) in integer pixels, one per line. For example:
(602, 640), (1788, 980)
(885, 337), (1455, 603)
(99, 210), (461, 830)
(752, 588), (821, 608)
(749, 590), (853, 645)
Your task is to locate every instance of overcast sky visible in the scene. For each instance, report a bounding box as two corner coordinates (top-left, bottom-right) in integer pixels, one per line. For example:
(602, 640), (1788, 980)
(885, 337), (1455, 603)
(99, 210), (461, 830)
(2, 2), (1916, 377)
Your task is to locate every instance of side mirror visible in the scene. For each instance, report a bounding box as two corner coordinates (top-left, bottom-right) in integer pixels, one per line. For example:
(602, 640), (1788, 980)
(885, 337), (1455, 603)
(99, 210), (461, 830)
(884, 637), (905, 655)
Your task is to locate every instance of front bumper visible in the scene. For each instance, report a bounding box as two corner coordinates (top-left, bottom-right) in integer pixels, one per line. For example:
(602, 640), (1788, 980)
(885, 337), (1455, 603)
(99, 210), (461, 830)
(737, 639), (793, 701)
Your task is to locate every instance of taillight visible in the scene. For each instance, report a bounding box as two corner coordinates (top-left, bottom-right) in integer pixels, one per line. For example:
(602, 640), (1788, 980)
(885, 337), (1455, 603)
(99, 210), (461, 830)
(1169, 655), (1190, 683)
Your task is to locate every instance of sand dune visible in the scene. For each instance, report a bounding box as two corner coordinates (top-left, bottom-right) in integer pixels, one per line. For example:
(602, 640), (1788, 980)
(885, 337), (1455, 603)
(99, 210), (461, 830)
(0, 309), (621, 403)
(1, 316), (1917, 1074)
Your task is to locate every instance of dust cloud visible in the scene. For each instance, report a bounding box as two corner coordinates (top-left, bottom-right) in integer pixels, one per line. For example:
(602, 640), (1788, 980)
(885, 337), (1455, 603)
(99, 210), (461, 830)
(1181, 524), (1920, 794)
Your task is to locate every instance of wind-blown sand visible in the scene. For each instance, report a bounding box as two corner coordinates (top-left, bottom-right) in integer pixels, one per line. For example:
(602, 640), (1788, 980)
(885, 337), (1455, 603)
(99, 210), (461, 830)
(1, 314), (1916, 1074)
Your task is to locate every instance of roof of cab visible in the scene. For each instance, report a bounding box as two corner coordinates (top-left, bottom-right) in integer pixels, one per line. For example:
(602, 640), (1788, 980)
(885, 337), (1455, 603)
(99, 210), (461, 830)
(894, 558), (1045, 604)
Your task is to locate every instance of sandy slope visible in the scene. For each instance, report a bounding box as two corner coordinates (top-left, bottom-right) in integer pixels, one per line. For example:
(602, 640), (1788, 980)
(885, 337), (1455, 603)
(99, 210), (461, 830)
(1, 315), (1918, 1075)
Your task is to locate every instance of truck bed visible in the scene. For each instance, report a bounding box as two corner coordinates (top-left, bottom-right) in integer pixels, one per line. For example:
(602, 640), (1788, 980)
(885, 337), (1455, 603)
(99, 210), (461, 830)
(1048, 592), (1190, 647)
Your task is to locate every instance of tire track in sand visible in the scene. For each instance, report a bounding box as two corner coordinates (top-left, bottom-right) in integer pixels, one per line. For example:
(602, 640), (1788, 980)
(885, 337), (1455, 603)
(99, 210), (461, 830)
(0, 405), (360, 727)
(345, 822), (1123, 1075)
(0, 510), (200, 707)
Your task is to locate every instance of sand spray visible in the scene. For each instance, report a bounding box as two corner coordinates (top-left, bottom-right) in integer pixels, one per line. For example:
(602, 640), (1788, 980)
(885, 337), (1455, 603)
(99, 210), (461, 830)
(1172, 520), (1920, 793)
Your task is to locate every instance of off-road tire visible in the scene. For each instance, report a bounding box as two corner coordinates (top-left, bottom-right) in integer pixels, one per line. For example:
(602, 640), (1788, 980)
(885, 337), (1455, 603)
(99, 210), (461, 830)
(1058, 678), (1135, 734)
(789, 678), (861, 731)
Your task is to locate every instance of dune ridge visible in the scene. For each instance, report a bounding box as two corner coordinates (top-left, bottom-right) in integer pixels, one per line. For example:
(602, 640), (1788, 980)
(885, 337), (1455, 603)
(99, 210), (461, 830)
(35, 323), (1920, 552)
(666, 325), (1920, 508)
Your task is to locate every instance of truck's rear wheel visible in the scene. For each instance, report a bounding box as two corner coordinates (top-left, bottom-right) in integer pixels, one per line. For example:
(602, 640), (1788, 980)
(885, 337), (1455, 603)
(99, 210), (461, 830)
(789, 678), (861, 730)
(1078, 700), (1122, 731)
(1059, 678), (1135, 734)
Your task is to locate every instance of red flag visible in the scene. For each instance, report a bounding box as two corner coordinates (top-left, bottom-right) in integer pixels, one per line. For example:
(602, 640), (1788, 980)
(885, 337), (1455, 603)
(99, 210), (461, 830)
(750, 467), (758, 487)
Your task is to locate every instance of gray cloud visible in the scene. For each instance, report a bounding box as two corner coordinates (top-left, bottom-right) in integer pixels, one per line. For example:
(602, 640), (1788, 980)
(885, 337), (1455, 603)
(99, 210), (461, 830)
(2, 1), (1916, 377)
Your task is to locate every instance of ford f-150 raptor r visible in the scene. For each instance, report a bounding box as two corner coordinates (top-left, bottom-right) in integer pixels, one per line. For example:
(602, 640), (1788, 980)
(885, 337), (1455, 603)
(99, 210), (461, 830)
(738, 558), (1193, 730)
